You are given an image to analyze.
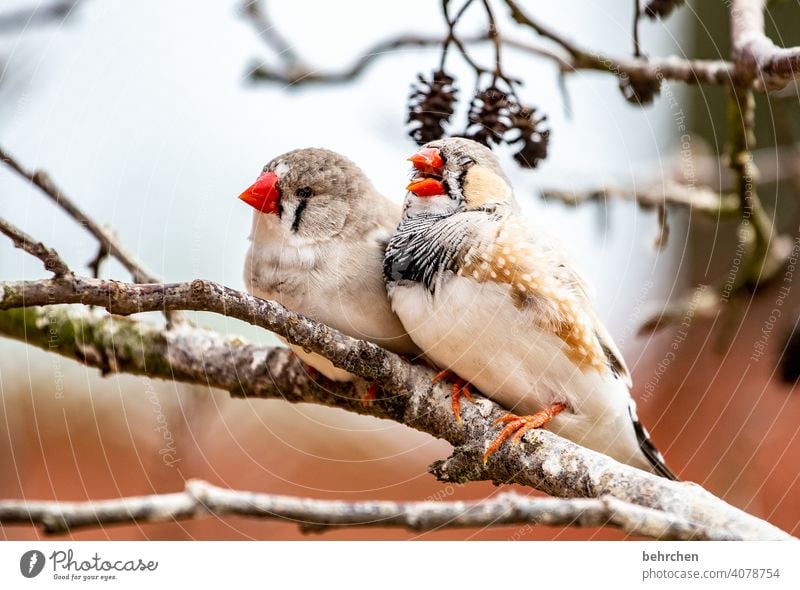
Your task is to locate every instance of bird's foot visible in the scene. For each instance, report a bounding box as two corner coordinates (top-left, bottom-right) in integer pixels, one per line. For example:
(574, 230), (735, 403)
(432, 370), (475, 426)
(302, 362), (319, 380)
(361, 383), (380, 407)
(482, 402), (568, 464)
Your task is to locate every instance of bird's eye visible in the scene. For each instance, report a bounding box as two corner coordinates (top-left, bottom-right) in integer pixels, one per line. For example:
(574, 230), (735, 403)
(296, 186), (313, 198)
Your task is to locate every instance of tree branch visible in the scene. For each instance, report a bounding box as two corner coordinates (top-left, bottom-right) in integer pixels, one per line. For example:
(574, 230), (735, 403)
(0, 479), (739, 539)
(541, 183), (741, 218)
(0, 278), (792, 540)
(0, 145), (158, 284)
(0, 0), (80, 33)
(243, 0), (735, 88)
(731, 0), (800, 90)
(245, 1), (800, 91)
(240, 0), (303, 69)
(249, 33), (488, 85)
(0, 218), (72, 277)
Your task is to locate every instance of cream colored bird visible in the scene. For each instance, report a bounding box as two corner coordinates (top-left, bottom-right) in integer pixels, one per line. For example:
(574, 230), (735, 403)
(239, 147), (420, 385)
(384, 138), (676, 478)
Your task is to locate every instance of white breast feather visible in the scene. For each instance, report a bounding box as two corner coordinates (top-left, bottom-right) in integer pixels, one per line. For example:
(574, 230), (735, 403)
(389, 275), (649, 469)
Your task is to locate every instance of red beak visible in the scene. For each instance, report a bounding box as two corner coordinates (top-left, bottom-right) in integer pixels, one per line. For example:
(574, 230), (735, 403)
(407, 147), (443, 175)
(406, 177), (446, 196)
(238, 171), (280, 215)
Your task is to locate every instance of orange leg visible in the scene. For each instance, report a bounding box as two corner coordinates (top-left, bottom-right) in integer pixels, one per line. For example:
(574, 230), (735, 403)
(432, 370), (475, 426)
(361, 383), (380, 407)
(482, 402), (568, 464)
(293, 356), (319, 381)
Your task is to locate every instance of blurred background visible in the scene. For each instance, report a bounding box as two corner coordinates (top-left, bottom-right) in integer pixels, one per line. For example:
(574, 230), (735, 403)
(1, 0), (799, 540)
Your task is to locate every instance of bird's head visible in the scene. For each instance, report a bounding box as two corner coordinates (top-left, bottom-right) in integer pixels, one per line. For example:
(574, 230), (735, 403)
(404, 137), (516, 217)
(238, 148), (376, 243)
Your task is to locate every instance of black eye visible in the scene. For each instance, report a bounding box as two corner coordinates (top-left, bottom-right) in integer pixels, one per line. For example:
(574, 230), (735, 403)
(296, 186), (312, 198)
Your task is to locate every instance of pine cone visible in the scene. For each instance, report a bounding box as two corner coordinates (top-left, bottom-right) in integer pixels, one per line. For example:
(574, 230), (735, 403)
(407, 70), (457, 146)
(644, 0), (685, 19)
(508, 104), (550, 169)
(619, 74), (661, 105)
(464, 85), (512, 146)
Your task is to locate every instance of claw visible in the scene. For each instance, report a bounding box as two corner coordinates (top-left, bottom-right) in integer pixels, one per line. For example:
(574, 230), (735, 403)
(483, 402), (568, 464)
(361, 383), (380, 407)
(431, 369), (476, 426)
(451, 381), (474, 426)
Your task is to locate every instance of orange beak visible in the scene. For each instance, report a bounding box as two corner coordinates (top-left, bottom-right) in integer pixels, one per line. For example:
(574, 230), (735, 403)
(407, 147), (443, 175)
(406, 147), (445, 196)
(406, 177), (446, 196)
(238, 171), (280, 215)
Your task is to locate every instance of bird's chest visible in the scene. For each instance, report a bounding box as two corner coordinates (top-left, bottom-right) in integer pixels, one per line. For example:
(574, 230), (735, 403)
(390, 275), (575, 412)
(244, 241), (326, 310)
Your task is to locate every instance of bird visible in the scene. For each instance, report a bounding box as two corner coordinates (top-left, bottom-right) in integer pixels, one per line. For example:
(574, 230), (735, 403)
(383, 137), (676, 479)
(238, 147), (420, 391)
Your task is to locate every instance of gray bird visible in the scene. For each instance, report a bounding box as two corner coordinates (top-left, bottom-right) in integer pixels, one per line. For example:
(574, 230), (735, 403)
(239, 147), (420, 383)
(384, 137), (676, 478)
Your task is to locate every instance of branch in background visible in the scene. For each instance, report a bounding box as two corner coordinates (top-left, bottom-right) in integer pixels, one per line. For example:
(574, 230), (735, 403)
(0, 0), (80, 34)
(0, 279), (792, 540)
(644, 0), (686, 20)
(541, 182), (739, 252)
(540, 142), (800, 213)
(240, 0), (302, 69)
(0, 479), (739, 539)
(249, 31), (738, 89)
(731, 0), (800, 90)
(249, 33), (486, 86)
(242, 0), (735, 88)
(632, 0), (643, 59)
(0, 145), (158, 285)
(726, 88), (787, 286)
(634, 89), (794, 335)
(0, 218), (72, 277)
(541, 183), (741, 218)
(245, 0), (800, 92)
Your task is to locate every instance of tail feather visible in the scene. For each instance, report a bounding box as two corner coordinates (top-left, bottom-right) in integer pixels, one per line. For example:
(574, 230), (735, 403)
(628, 402), (678, 481)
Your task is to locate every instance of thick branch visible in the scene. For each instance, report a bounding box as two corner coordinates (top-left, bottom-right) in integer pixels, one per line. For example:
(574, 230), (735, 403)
(731, 0), (800, 90)
(0, 218), (72, 277)
(0, 479), (737, 539)
(0, 145), (158, 284)
(0, 279), (792, 540)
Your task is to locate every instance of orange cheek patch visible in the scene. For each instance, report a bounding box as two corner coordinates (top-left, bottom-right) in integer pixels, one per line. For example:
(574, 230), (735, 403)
(462, 166), (512, 209)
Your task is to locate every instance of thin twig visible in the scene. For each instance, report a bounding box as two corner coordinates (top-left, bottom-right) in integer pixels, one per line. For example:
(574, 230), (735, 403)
(0, 218), (71, 277)
(481, 0), (502, 77)
(250, 33), (486, 85)
(540, 183), (741, 217)
(440, 0), (477, 71)
(247, 15), (737, 89)
(503, 0), (584, 60)
(240, 0), (303, 68)
(0, 480), (739, 539)
(633, 0), (643, 58)
(0, 145), (157, 284)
